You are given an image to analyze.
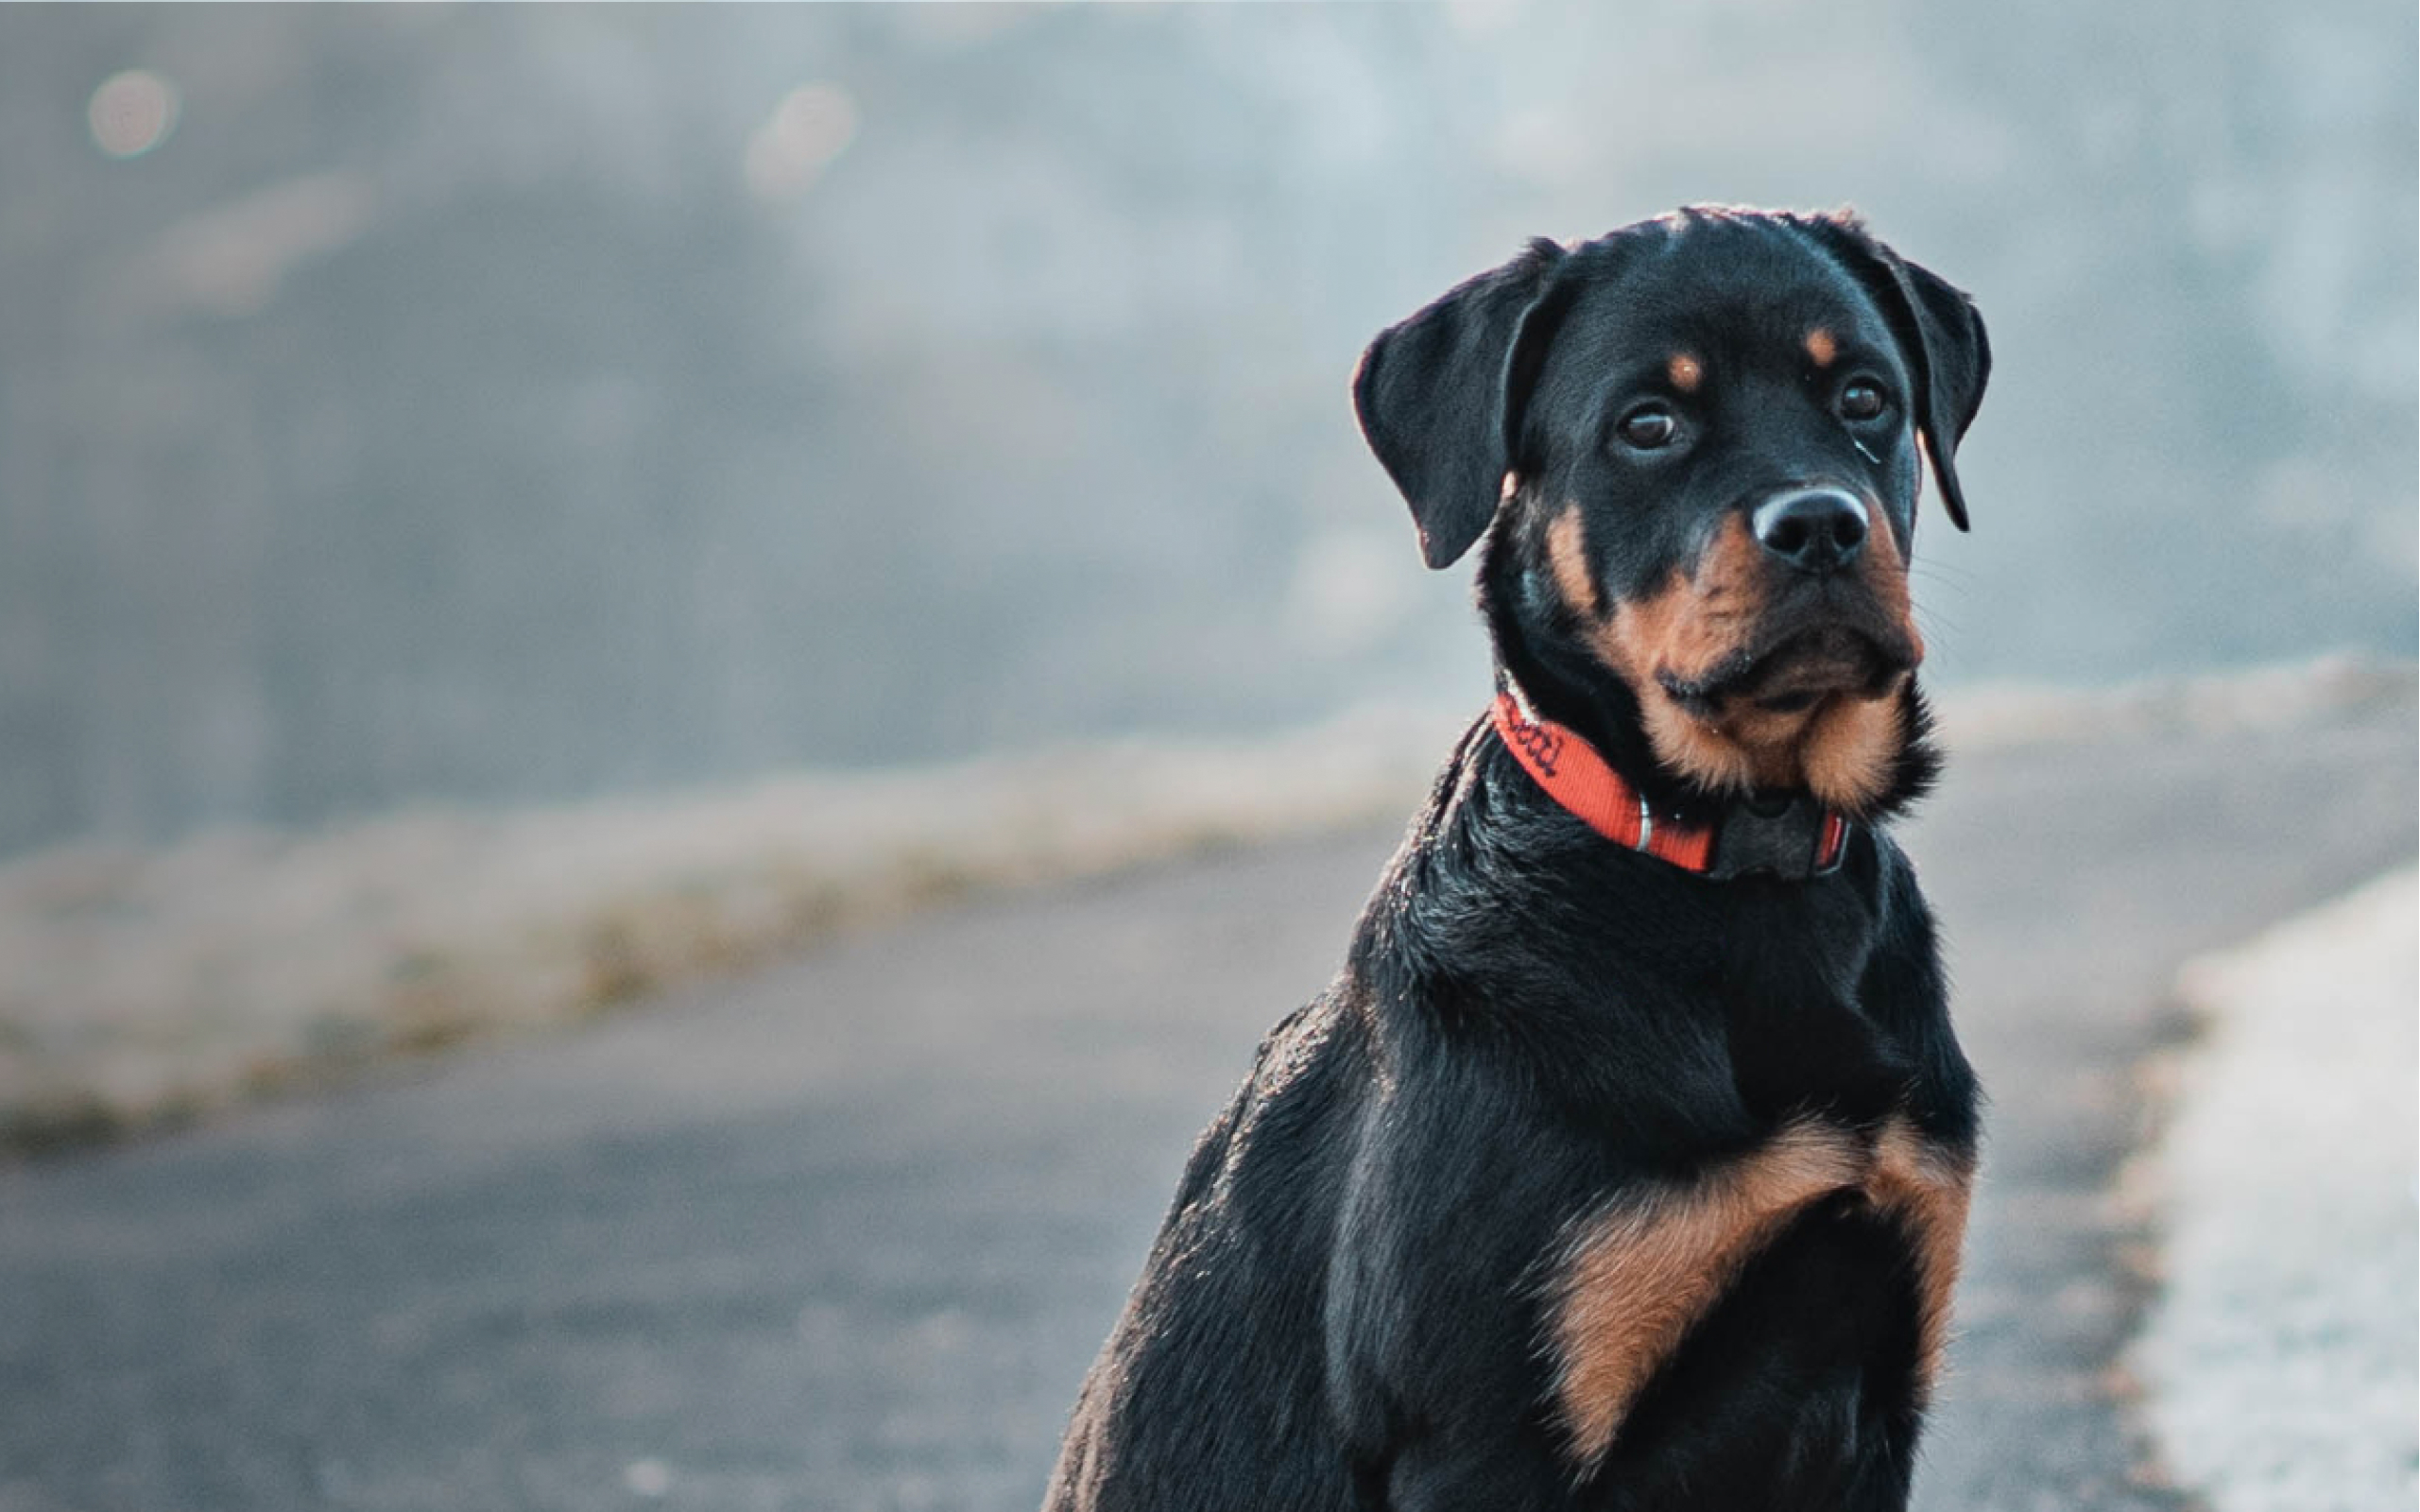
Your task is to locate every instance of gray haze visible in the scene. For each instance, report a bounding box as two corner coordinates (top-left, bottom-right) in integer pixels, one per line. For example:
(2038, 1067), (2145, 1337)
(2, 2), (2411, 857)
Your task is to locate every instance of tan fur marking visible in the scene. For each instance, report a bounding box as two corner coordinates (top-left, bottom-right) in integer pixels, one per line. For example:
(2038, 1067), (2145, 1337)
(1667, 352), (1703, 393)
(1858, 501), (1919, 647)
(1585, 502), (1930, 810)
(1795, 505), (1921, 805)
(1805, 327), (1838, 368)
(1635, 692), (1759, 793)
(1797, 686), (1907, 811)
(1593, 516), (1769, 795)
(1552, 1116), (1977, 1465)
(1869, 1118), (1975, 1403)
(1552, 1120), (1865, 1461)
(1546, 506), (1599, 618)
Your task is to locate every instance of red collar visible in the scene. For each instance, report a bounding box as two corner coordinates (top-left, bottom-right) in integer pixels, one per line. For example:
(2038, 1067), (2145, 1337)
(1488, 692), (1850, 879)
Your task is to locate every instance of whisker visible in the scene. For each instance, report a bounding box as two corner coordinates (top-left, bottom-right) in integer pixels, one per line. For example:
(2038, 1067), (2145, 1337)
(1914, 605), (1966, 640)
(1908, 563), (1978, 591)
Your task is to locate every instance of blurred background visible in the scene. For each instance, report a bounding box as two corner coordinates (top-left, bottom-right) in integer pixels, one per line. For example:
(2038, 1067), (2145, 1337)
(1, 8), (2413, 1511)
(2, 0), (2411, 860)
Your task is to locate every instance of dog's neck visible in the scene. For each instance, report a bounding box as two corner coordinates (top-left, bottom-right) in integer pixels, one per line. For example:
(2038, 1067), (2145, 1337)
(1487, 688), (1852, 880)
(1478, 540), (1939, 833)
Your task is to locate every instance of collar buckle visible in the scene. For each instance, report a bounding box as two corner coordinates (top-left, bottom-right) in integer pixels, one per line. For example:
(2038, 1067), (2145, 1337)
(1703, 794), (1845, 881)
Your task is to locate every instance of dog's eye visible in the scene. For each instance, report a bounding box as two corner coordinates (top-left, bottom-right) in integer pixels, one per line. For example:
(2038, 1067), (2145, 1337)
(1616, 405), (1678, 450)
(1838, 380), (1890, 422)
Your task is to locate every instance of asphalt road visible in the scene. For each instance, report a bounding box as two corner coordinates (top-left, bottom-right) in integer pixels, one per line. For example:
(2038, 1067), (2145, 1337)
(0, 697), (2411, 1512)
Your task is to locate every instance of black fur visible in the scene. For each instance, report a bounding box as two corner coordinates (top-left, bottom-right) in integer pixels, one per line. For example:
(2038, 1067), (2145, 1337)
(1046, 208), (1988, 1511)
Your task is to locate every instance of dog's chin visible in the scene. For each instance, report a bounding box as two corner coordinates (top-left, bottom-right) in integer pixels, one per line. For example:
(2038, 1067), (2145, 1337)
(1637, 620), (1920, 812)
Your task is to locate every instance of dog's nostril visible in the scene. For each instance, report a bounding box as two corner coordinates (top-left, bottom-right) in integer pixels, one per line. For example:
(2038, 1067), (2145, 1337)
(1752, 490), (1869, 574)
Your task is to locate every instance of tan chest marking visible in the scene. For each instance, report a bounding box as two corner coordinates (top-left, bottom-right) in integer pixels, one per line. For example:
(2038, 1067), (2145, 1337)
(1867, 1117), (1974, 1401)
(1548, 1115), (1974, 1464)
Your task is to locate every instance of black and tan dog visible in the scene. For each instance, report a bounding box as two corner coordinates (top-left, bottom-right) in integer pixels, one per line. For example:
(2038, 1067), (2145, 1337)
(1046, 207), (1989, 1510)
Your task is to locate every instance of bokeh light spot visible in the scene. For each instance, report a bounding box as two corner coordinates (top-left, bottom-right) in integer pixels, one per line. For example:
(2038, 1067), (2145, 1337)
(88, 69), (180, 159)
(744, 82), (858, 201)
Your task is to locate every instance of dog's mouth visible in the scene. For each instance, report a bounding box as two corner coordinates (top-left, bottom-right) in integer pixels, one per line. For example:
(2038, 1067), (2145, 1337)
(1656, 614), (1918, 718)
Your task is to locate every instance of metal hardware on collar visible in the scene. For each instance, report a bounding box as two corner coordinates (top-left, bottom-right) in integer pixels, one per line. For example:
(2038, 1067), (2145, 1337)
(1703, 793), (1847, 881)
(1487, 692), (1851, 881)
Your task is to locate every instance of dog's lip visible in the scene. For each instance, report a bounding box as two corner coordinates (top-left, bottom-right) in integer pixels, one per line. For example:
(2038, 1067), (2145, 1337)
(1656, 617), (1918, 713)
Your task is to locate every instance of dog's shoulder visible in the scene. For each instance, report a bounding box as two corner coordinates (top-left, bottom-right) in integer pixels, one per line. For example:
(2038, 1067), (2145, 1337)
(1049, 993), (1377, 1510)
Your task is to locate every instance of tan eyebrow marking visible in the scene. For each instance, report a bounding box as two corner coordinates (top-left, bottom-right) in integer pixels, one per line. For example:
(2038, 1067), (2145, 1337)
(1666, 352), (1703, 392)
(1805, 328), (1838, 368)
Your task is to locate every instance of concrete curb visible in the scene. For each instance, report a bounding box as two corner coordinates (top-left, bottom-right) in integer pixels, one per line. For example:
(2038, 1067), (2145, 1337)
(0, 656), (2408, 1154)
(2131, 867), (2419, 1511)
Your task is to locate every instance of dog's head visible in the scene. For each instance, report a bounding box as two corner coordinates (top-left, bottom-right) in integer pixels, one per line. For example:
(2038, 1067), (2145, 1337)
(1354, 208), (1988, 819)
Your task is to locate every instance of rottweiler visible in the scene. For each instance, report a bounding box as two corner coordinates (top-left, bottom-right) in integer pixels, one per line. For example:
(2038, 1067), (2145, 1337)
(1045, 206), (1989, 1511)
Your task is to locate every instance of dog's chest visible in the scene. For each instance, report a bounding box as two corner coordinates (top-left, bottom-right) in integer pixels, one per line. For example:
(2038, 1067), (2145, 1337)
(1530, 894), (1965, 1467)
(1706, 894), (1910, 1124)
(1545, 1104), (1973, 1469)
(1723, 973), (1910, 1125)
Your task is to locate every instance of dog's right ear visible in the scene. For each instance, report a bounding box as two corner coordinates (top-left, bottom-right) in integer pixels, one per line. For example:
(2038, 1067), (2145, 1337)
(1352, 239), (1569, 569)
(1798, 215), (1990, 533)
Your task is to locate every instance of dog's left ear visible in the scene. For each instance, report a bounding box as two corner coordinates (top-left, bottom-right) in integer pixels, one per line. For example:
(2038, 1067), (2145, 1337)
(1353, 239), (1569, 568)
(1811, 221), (1991, 532)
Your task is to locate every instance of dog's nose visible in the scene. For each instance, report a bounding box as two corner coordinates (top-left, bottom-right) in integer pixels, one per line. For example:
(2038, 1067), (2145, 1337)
(1751, 489), (1869, 576)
